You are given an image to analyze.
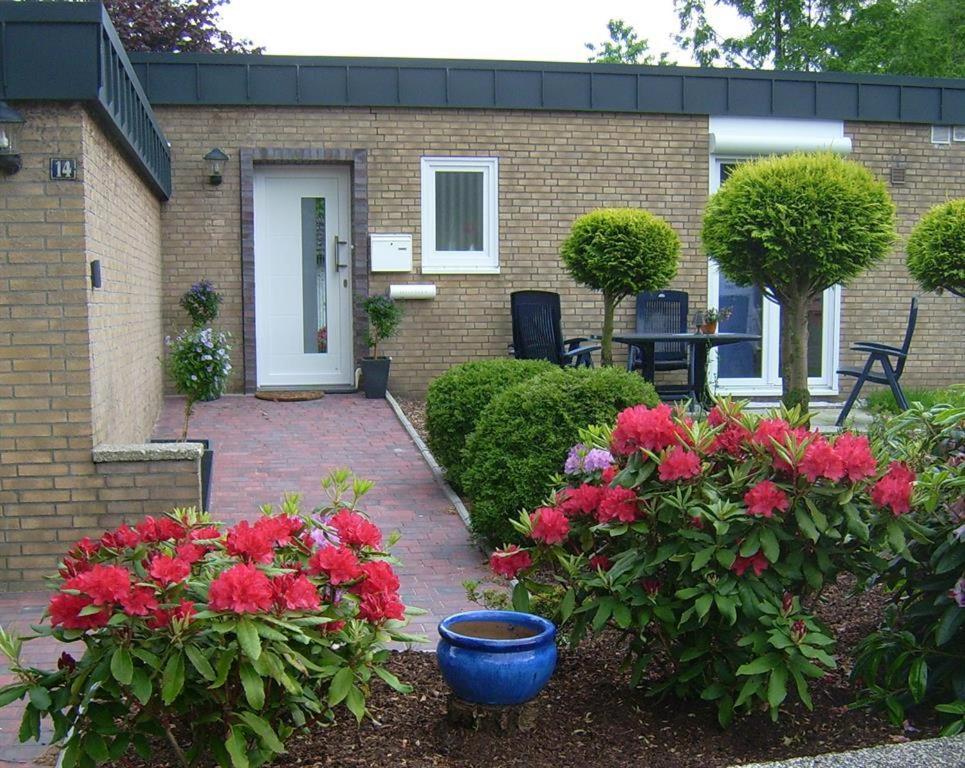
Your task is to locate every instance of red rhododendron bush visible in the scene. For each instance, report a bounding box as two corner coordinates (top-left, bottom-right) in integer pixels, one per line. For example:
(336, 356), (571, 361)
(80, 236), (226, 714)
(491, 400), (920, 726)
(0, 471), (422, 768)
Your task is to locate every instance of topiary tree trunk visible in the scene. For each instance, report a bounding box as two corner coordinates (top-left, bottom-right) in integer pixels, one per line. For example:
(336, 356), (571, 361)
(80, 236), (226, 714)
(601, 292), (618, 367)
(779, 290), (810, 411)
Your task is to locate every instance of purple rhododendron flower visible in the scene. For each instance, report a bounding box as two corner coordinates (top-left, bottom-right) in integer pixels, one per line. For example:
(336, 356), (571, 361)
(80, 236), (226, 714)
(951, 576), (965, 608)
(564, 444), (586, 475)
(583, 448), (614, 472)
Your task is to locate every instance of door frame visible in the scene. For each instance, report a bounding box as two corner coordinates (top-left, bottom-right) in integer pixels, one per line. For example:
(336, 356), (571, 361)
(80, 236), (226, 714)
(240, 148), (369, 393)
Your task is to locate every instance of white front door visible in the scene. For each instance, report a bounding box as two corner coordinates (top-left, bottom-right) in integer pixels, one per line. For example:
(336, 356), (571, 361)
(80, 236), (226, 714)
(254, 166), (352, 388)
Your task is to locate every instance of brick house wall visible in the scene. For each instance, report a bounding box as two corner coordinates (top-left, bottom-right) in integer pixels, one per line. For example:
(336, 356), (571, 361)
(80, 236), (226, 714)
(0, 104), (198, 586)
(151, 106), (964, 398)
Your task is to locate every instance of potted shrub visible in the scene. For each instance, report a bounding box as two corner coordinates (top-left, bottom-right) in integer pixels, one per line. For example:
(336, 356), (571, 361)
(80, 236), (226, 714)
(360, 295), (403, 399)
(162, 327), (232, 510)
(699, 306), (732, 334)
(179, 278), (223, 327)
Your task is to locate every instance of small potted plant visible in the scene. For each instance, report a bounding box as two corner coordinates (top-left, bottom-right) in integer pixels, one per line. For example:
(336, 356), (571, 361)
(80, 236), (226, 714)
(179, 279), (223, 327)
(163, 327), (231, 509)
(700, 306), (732, 334)
(317, 325), (328, 353)
(360, 295), (403, 399)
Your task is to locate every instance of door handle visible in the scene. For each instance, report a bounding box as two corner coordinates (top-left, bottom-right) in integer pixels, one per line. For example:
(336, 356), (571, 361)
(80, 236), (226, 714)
(334, 236), (351, 270)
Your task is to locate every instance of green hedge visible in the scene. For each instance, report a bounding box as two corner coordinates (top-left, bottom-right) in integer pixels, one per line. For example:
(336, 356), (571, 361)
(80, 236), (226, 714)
(462, 366), (658, 546)
(426, 359), (555, 490)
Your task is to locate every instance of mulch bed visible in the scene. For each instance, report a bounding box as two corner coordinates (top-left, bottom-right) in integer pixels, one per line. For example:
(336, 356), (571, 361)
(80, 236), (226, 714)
(396, 397), (429, 445)
(116, 578), (939, 768)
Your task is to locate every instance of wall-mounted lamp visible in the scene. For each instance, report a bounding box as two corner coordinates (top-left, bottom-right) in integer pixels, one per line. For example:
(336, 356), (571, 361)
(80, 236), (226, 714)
(204, 148), (228, 186)
(0, 101), (25, 176)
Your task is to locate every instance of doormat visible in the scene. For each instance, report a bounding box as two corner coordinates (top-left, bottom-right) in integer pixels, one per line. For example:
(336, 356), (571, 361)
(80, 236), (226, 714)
(254, 390), (325, 402)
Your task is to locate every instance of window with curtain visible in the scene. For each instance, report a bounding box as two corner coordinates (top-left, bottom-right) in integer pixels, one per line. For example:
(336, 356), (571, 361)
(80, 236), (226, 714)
(421, 157), (498, 273)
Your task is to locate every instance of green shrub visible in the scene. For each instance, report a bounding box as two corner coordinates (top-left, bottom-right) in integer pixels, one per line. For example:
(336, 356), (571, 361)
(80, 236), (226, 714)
(426, 359), (555, 490)
(462, 366), (657, 546)
(560, 208), (680, 366)
(702, 152), (896, 410)
(865, 385), (965, 415)
(906, 198), (965, 296)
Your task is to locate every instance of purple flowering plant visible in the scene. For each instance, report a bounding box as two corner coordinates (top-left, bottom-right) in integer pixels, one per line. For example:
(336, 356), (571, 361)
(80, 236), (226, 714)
(180, 279), (223, 327)
(165, 327), (232, 439)
(564, 443), (614, 476)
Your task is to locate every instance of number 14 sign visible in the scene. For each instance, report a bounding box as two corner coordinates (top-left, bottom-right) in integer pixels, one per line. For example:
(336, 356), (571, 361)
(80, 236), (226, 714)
(50, 158), (78, 180)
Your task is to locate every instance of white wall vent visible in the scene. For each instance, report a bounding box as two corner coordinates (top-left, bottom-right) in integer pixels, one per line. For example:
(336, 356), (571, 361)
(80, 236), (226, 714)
(953, 126), (965, 142)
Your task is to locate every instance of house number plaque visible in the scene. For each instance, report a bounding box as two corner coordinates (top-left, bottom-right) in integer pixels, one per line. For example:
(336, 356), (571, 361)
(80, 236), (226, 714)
(50, 158), (78, 180)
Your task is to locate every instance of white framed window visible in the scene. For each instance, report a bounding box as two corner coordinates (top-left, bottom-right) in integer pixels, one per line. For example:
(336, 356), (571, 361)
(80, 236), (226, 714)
(420, 157), (499, 274)
(931, 125), (952, 144)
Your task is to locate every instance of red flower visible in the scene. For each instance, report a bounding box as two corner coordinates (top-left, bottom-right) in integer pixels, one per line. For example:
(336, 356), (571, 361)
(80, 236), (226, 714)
(189, 526), (221, 541)
(834, 433), (877, 482)
(357, 591), (406, 623)
(751, 418), (793, 450)
(59, 557), (94, 579)
(121, 586), (159, 617)
(731, 551), (770, 577)
(68, 537), (99, 559)
(709, 424), (751, 458)
(136, 515), (186, 543)
(254, 515), (303, 546)
(308, 545), (363, 585)
(271, 572), (321, 611)
(225, 520), (274, 564)
(707, 406), (727, 427)
(100, 524), (140, 550)
(64, 564), (131, 605)
(800, 436), (845, 482)
(871, 462), (916, 516)
(529, 506), (570, 545)
(147, 554), (191, 586)
(744, 480), (790, 518)
(176, 542), (207, 565)
(49, 593), (110, 630)
(611, 404), (678, 456)
(490, 546), (533, 579)
(658, 446), (702, 482)
(589, 554), (612, 571)
(354, 560), (401, 597)
(642, 578), (661, 596)
(596, 485), (639, 524)
(329, 510), (382, 549)
(147, 599), (196, 629)
(601, 465), (619, 485)
(557, 484), (603, 517)
(208, 563), (274, 613)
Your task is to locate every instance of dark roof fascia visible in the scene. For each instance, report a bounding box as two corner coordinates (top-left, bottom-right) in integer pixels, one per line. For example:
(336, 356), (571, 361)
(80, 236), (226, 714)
(0, 1), (172, 200)
(128, 52), (965, 125)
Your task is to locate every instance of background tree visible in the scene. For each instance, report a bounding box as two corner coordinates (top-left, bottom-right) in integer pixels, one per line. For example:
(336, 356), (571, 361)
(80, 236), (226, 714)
(561, 209), (680, 367)
(97, 0), (262, 53)
(702, 153), (896, 410)
(906, 199), (965, 297)
(586, 19), (674, 65)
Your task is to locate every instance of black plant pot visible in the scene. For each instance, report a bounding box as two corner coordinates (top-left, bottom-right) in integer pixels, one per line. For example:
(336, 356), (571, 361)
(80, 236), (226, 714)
(360, 357), (391, 399)
(151, 438), (214, 512)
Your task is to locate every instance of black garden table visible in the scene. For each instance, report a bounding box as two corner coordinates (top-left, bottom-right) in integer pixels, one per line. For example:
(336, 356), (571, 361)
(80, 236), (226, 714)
(611, 332), (762, 407)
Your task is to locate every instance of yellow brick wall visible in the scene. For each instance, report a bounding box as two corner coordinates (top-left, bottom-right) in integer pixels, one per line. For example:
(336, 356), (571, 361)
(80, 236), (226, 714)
(153, 106), (965, 398)
(83, 112), (164, 446)
(0, 103), (196, 586)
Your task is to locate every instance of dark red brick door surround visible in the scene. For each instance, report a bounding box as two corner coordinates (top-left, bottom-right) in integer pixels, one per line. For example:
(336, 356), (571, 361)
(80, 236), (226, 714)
(239, 148), (369, 393)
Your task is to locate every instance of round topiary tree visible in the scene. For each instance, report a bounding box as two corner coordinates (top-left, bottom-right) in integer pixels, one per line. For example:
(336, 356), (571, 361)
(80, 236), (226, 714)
(906, 198), (965, 297)
(462, 366), (658, 546)
(426, 358), (555, 491)
(702, 152), (896, 411)
(560, 209), (680, 366)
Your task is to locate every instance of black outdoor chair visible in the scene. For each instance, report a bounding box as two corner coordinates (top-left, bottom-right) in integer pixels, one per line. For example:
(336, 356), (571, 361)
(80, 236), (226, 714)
(836, 298), (918, 427)
(510, 290), (600, 367)
(626, 290), (692, 373)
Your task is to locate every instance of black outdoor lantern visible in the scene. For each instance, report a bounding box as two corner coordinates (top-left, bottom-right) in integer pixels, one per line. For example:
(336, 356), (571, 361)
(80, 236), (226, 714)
(204, 148), (228, 186)
(0, 101), (25, 176)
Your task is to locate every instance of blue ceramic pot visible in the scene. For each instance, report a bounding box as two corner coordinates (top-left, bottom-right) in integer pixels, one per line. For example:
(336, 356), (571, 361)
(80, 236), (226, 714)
(436, 610), (557, 706)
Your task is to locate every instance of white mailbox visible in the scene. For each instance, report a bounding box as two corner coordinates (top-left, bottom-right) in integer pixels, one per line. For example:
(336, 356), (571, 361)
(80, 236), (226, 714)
(370, 233), (412, 272)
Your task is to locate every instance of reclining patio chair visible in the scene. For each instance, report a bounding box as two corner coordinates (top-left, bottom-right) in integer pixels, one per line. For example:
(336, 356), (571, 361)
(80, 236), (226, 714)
(626, 290), (691, 376)
(510, 290), (600, 367)
(836, 297), (918, 427)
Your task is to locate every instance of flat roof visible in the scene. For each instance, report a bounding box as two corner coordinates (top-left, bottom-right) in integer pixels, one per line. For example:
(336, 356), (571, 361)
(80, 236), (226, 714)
(129, 53), (965, 125)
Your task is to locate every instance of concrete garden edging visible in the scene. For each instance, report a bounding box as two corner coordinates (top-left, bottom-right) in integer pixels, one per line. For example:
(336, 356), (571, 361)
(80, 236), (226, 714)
(731, 734), (965, 767)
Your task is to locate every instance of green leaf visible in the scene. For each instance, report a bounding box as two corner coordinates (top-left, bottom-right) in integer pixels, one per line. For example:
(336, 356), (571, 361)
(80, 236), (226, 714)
(715, 549), (737, 569)
(185, 644), (217, 681)
(512, 582), (530, 613)
(691, 546), (715, 571)
(767, 666), (788, 709)
(83, 732), (110, 764)
(937, 604), (965, 646)
(591, 600), (613, 631)
(790, 667), (813, 710)
(908, 658), (928, 703)
(225, 726), (250, 768)
(612, 603), (632, 629)
(239, 662), (265, 709)
(328, 666), (354, 706)
(237, 618), (262, 661)
(345, 685), (366, 723)
(27, 686), (51, 712)
(759, 528), (780, 563)
(161, 653), (185, 706)
(110, 647), (133, 686)
(695, 594), (713, 620)
(737, 654), (778, 676)
(559, 588), (576, 623)
(795, 508), (820, 543)
(886, 521), (907, 555)
(0, 684), (27, 708)
(237, 712), (286, 754)
(130, 667), (152, 706)
(714, 594), (737, 625)
(374, 666), (412, 694)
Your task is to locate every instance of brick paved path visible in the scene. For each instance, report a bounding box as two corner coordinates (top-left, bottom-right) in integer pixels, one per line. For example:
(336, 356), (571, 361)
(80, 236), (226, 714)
(0, 393), (488, 766)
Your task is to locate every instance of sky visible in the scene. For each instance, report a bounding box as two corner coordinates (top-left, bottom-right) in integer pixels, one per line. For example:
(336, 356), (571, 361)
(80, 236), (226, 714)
(218, 0), (748, 64)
